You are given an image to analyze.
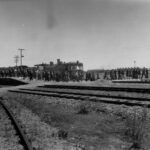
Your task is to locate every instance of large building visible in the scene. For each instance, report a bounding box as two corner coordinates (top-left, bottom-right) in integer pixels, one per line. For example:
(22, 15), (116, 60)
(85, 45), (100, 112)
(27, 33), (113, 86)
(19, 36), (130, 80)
(34, 59), (84, 81)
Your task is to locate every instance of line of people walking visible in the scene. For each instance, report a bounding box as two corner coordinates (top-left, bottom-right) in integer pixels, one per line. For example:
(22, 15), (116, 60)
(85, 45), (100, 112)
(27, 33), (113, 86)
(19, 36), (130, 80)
(104, 67), (149, 80)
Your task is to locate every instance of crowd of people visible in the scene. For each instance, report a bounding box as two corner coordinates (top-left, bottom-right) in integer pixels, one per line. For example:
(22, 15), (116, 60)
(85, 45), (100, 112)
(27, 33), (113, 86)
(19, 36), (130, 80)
(104, 67), (149, 80)
(0, 66), (84, 81)
(0, 66), (149, 81)
(0, 66), (35, 80)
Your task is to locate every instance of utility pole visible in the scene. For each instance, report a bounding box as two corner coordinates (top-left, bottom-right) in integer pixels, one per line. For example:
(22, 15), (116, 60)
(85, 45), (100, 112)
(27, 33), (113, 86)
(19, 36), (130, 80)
(14, 55), (19, 67)
(18, 48), (25, 66)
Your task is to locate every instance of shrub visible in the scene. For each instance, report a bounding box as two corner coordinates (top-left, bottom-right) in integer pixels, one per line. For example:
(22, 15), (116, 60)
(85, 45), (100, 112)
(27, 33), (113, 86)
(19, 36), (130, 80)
(58, 129), (68, 139)
(124, 107), (148, 150)
(77, 103), (89, 114)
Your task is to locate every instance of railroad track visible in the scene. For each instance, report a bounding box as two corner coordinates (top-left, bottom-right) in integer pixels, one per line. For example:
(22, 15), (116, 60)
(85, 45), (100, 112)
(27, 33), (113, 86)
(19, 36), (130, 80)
(8, 87), (150, 107)
(19, 88), (150, 102)
(112, 80), (150, 84)
(39, 84), (150, 93)
(0, 98), (33, 150)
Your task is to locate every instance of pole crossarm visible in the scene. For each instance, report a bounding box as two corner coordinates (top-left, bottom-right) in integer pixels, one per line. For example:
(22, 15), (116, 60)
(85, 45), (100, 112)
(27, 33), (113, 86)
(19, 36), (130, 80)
(14, 55), (19, 67)
(18, 48), (25, 66)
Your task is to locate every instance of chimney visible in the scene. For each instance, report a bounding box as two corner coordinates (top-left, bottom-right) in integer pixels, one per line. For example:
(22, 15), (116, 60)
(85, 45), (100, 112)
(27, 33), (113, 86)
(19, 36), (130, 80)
(50, 61), (54, 66)
(57, 59), (61, 64)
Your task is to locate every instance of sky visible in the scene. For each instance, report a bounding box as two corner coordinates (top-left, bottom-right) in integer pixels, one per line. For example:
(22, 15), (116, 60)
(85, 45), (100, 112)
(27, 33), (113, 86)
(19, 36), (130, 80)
(0, 0), (150, 70)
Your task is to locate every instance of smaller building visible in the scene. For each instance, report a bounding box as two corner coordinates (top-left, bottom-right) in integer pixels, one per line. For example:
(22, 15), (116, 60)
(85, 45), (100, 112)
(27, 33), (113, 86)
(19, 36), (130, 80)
(34, 63), (49, 71)
(86, 69), (105, 80)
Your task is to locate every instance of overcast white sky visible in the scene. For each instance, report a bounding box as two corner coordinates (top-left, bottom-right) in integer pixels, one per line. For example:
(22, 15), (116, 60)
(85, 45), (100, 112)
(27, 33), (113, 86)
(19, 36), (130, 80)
(0, 0), (150, 70)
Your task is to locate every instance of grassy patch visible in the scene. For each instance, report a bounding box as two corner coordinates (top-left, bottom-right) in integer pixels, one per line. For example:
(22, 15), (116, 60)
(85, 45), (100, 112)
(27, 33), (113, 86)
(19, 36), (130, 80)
(4, 92), (150, 149)
(76, 102), (90, 114)
(124, 107), (149, 150)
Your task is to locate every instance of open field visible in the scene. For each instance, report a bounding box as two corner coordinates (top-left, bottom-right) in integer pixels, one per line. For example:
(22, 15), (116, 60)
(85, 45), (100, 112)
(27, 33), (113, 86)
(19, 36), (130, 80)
(1, 79), (150, 149)
(1, 96), (76, 150)
(2, 90), (150, 150)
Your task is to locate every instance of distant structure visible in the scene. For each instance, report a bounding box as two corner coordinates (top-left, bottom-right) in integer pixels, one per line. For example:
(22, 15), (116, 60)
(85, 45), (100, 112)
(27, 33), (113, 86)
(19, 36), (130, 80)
(86, 69), (105, 80)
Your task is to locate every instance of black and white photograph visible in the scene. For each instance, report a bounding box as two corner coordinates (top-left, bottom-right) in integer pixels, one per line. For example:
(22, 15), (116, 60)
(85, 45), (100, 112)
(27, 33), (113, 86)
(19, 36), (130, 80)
(0, 0), (150, 149)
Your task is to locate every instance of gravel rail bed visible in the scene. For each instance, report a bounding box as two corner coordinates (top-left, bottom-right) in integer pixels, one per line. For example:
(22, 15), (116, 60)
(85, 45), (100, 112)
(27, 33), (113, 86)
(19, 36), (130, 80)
(0, 102), (24, 150)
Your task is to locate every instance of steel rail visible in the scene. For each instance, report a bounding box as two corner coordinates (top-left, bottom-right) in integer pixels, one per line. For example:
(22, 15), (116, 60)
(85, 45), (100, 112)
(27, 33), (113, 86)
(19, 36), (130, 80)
(39, 85), (150, 93)
(112, 80), (150, 84)
(8, 89), (150, 107)
(0, 98), (33, 150)
(19, 88), (150, 102)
